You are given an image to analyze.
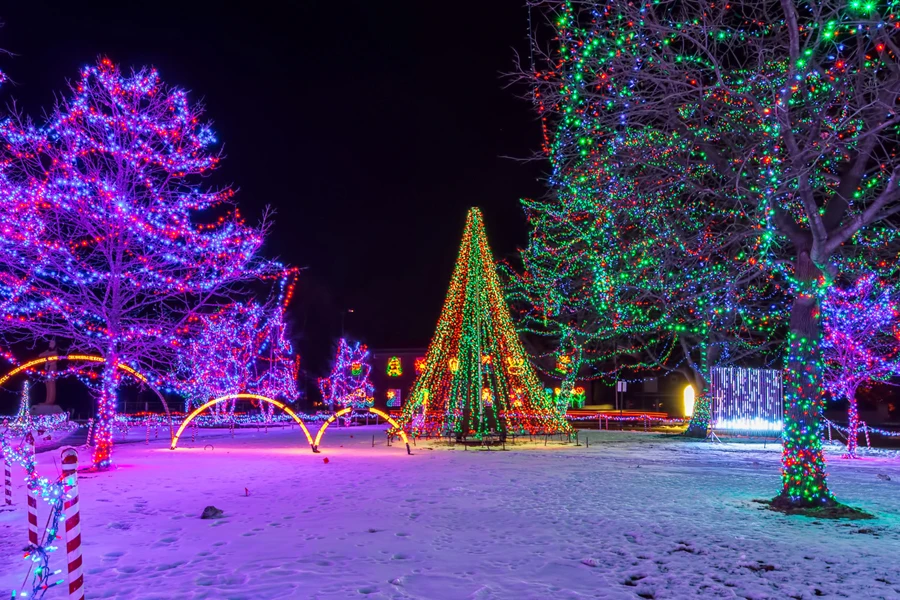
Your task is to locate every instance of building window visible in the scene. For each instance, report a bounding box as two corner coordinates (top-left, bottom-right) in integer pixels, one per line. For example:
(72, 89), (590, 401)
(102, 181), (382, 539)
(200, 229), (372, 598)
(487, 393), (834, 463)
(386, 389), (402, 407)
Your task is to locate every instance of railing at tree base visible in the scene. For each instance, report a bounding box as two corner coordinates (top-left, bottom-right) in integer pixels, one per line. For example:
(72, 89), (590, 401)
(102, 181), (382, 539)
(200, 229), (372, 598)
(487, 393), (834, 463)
(823, 417), (900, 453)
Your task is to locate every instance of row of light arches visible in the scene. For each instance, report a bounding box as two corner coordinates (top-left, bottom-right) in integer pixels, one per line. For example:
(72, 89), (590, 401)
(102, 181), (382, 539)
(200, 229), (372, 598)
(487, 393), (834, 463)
(2, 356), (410, 455)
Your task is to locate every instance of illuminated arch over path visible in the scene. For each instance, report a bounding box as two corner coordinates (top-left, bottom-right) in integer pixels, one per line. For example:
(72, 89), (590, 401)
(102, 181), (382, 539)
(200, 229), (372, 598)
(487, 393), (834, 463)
(313, 407), (410, 455)
(171, 393), (315, 450)
(0, 354), (173, 438)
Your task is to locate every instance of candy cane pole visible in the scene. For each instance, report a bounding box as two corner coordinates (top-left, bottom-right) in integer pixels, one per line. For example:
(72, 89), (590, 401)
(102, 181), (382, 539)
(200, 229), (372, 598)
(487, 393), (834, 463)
(3, 454), (11, 506)
(61, 448), (85, 600)
(86, 419), (94, 447)
(26, 435), (38, 546)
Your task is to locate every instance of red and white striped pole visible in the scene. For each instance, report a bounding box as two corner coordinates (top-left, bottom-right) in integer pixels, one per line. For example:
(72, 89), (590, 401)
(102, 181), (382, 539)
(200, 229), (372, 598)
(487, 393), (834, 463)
(3, 454), (11, 506)
(26, 434), (38, 547)
(61, 448), (84, 600)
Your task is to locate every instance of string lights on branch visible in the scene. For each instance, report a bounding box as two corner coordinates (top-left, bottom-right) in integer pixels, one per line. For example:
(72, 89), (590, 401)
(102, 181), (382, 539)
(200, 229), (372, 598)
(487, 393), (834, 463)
(821, 274), (900, 457)
(0, 59), (287, 468)
(318, 339), (375, 411)
(523, 0), (900, 507)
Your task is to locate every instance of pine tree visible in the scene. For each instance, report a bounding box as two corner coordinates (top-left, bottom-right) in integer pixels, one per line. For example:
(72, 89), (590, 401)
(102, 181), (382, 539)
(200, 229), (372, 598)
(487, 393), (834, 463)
(398, 208), (571, 439)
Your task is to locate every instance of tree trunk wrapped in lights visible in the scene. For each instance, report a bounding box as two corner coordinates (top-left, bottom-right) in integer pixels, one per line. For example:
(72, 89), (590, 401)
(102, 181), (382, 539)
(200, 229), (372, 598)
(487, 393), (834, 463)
(318, 338), (375, 411)
(399, 208), (571, 439)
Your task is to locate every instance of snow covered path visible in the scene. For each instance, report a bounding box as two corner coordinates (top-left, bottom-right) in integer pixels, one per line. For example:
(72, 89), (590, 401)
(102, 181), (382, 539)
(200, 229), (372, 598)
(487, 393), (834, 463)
(2, 426), (899, 599)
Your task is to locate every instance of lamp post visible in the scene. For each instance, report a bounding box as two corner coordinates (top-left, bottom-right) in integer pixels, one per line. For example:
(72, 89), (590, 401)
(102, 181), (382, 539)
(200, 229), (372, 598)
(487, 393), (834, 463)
(341, 309), (354, 339)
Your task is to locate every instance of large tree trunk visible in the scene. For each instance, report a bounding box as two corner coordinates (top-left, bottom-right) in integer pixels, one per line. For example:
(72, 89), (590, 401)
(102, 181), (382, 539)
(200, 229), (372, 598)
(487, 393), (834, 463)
(773, 251), (835, 507)
(91, 354), (120, 469)
(846, 395), (860, 458)
(557, 346), (582, 413)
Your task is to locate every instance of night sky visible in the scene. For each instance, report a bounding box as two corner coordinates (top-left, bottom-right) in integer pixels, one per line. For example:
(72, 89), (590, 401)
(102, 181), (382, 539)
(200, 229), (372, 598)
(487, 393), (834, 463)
(0, 1), (546, 375)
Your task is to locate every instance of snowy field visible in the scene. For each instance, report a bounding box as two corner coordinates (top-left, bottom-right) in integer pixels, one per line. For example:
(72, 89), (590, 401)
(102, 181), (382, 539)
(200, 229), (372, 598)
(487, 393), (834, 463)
(2, 425), (899, 600)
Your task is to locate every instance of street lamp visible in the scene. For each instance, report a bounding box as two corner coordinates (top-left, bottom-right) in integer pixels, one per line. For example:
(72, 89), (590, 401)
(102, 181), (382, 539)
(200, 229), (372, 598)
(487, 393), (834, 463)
(341, 308), (354, 339)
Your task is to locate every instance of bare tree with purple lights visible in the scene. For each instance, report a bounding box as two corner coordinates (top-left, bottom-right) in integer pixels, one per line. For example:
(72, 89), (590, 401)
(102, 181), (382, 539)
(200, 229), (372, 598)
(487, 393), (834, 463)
(318, 339), (374, 411)
(822, 274), (900, 457)
(170, 272), (300, 415)
(0, 59), (284, 468)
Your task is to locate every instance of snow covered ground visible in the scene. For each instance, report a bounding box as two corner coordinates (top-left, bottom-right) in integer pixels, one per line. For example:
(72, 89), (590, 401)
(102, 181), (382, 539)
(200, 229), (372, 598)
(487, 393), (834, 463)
(2, 425), (899, 599)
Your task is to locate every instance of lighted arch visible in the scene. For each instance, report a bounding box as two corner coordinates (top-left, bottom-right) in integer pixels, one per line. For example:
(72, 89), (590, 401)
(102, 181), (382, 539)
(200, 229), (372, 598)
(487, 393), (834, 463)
(0, 354), (173, 438)
(170, 393), (314, 450)
(313, 407), (411, 454)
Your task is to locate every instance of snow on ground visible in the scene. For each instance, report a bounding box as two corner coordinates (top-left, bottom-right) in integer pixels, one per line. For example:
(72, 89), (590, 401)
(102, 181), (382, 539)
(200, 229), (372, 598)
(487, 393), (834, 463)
(2, 425), (899, 600)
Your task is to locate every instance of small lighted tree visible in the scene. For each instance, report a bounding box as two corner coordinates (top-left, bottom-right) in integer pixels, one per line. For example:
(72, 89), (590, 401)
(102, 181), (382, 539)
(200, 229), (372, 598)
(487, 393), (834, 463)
(0, 59), (282, 467)
(318, 339), (374, 410)
(821, 274), (900, 457)
(170, 272), (300, 413)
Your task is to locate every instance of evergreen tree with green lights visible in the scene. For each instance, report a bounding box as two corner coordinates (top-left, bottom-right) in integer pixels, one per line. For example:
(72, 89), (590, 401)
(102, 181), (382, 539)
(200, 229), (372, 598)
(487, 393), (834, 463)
(525, 0), (900, 509)
(398, 208), (571, 439)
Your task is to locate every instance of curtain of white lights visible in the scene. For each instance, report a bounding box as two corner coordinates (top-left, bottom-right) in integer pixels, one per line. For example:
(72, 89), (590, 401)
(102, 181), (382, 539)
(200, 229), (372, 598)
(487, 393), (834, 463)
(710, 366), (783, 432)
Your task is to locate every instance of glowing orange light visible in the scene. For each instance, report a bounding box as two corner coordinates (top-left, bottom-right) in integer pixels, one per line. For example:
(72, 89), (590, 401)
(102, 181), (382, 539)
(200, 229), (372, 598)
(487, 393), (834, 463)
(0, 354), (149, 386)
(367, 407), (409, 446)
(313, 407), (351, 448)
(683, 385), (696, 418)
(171, 393), (314, 450)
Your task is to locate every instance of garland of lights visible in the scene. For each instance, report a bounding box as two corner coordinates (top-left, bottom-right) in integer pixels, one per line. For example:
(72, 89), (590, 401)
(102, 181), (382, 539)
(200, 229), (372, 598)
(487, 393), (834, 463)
(823, 418), (900, 439)
(397, 208), (571, 439)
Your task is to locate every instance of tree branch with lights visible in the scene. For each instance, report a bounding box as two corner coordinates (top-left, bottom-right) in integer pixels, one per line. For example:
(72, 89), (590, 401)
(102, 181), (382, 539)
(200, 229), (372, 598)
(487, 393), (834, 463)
(521, 0), (900, 510)
(0, 59), (285, 467)
(821, 273), (900, 457)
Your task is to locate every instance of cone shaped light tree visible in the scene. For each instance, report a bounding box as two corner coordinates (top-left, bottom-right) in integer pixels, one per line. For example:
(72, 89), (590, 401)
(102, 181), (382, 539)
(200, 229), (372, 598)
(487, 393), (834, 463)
(399, 208), (571, 438)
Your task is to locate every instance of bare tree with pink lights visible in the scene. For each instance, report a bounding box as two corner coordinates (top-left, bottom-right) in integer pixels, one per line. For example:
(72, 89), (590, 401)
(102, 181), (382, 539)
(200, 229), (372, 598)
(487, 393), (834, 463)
(318, 339), (374, 411)
(821, 274), (900, 457)
(0, 59), (285, 468)
(170, 272), (300, 415)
